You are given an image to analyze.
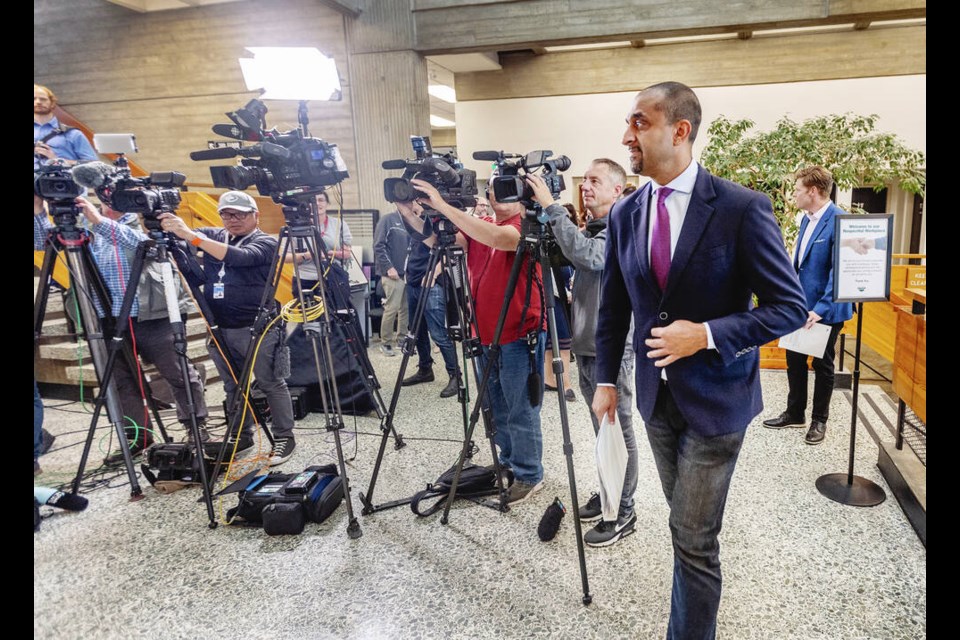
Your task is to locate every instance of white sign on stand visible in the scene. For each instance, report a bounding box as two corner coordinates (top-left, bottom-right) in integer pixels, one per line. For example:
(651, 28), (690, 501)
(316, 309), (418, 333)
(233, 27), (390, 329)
(833, 214), (893, 303)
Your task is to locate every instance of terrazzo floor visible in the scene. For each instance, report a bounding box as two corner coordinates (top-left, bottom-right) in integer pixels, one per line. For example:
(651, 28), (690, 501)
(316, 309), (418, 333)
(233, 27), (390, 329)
(34, 344), (926, 639)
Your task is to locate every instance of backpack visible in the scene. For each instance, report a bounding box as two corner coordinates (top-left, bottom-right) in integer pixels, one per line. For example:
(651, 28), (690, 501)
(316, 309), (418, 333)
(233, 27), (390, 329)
(410, 462), (513, 517)
(226, 464), (344, 534)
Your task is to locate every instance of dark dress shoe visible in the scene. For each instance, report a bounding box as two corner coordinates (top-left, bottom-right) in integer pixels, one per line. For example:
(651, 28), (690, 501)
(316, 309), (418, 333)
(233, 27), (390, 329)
(805, 421), (827, 445)
(439, 376), (459, 398)
(402, 367), (435, 386)
(762, 412), (805, 429)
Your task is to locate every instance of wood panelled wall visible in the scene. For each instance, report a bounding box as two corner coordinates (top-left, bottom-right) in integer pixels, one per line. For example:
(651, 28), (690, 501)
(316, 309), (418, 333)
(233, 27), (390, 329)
(34, 0), (360, 202)
(411, 0), (925, 53)
(456, 25), (926, 100)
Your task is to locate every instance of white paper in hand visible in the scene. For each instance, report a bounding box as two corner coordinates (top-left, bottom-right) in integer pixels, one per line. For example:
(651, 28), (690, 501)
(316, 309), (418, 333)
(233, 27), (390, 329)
(595, 413), (628, 522)
(778, 322), (832, 358)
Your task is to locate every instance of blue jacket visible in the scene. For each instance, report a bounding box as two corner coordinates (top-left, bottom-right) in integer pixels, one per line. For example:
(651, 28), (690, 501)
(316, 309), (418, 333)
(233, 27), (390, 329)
(794, 203), (854, 325)
(595, 165), (807, 436)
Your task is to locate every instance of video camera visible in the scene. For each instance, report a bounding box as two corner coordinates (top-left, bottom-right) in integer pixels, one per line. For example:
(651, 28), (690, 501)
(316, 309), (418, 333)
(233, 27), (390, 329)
(382, 136), (478, 210)
(190, 98), (349, 201)
(35, 163), (84, 203)
(70, 161), (186, 230)
(474, 149), (571, 209)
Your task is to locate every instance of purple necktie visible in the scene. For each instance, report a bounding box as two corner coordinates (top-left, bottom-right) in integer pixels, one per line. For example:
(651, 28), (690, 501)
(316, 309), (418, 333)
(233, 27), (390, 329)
(651, 187), (674, 292)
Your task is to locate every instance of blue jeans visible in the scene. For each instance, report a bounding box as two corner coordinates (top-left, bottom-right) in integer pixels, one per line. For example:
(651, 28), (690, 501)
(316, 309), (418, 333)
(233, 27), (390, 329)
(406, 284), (458, 376)
(479, 333), (545, 484)
(576, 353), (638, 517)
(34, 380), (44, 461)
(646, 382), (746, 640)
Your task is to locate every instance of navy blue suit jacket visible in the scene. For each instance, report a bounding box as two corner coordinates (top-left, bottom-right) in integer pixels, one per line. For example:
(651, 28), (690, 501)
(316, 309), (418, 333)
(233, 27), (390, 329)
(595, 165), (807, 436)
(794, 203), (854, 325)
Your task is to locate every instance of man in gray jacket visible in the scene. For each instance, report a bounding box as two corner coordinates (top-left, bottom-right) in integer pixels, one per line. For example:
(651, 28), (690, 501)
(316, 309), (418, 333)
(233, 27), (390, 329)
(529, 158), (638, 547)
(373, 209), (409, 356)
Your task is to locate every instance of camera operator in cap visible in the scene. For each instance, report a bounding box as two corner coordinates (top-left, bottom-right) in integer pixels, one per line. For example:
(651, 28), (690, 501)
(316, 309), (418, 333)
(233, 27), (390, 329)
(34, 84), (97, 169)
(158, 190), (297, 466)
(397, 176), (546, 506)
(527, 159), (640, 548)
(33, 193), (209, 466)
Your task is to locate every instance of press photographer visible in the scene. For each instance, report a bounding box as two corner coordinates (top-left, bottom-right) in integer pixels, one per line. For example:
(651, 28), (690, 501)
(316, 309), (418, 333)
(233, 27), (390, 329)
(158, 192), (298, 467)
(398, 174), (546, 506)
(33, 168), (208, 465)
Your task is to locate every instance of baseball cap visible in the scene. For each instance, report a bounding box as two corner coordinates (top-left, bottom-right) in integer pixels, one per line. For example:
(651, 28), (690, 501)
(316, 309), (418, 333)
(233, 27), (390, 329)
(217, 190), (258, 213)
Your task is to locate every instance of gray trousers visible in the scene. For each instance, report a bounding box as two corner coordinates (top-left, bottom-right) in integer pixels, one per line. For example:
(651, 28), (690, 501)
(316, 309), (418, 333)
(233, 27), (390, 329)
(576, 352), (638, 518)
(379, 276), (408, 344)
(207, 325), (295, 440)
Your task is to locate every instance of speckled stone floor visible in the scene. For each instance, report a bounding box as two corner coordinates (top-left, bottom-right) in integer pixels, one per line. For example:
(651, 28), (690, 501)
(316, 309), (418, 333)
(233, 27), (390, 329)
(34, 345), (926, 639)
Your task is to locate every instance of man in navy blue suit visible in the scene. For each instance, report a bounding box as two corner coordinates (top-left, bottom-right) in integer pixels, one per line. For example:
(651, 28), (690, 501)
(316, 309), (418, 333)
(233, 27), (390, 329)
(593, 82), (806, 639)
(763, 166), (854, 445)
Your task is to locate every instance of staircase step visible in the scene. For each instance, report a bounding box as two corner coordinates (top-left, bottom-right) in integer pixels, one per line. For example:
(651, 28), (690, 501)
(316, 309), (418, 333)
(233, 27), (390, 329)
(37, 317), (209, 354)
(63, 339), (217, 384)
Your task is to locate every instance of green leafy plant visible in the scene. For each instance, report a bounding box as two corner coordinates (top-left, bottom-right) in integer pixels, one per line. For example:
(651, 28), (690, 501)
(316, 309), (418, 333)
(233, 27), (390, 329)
(701, 113), (926, 247)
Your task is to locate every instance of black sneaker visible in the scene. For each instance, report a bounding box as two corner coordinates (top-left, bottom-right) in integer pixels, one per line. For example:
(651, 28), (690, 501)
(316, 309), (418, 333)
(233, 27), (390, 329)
(584, 511), (637, 547)
(564, 388), (577, 402)
(202, 433), (255, 461)
(103, 438), (154, 467)
(402, 367), (435, 386)
(40, 428), (56, 455)
(182, 423), (211, 444)
(578, 492), (602, 522)
(439, 375), (459, 398)
(269, 437), (296, 466)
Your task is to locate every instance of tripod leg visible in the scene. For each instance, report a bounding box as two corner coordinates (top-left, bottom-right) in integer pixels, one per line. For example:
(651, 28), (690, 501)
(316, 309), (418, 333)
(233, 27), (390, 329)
(360, 242), (451, 515)
(539, 248), (592, 605)
(439, 237), (531, 525)
(67, 244), (145, 499)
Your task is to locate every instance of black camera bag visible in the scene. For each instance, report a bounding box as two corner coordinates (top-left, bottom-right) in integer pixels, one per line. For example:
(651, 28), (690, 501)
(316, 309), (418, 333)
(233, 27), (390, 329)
(141, 442), (212, 494)
(226, 464), (343, 528)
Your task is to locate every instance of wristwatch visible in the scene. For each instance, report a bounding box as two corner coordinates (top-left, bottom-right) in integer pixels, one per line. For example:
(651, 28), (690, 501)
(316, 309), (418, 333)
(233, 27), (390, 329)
(190, 232), (207, 247)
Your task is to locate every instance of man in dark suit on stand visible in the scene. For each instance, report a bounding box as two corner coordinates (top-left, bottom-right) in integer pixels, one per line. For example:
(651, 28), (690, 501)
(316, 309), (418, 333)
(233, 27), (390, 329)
(592, 81), (806, 639)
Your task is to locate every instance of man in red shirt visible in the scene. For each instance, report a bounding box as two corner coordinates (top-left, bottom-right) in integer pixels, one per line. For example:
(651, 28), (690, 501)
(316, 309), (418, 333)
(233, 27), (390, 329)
(397, 176), (546, 505)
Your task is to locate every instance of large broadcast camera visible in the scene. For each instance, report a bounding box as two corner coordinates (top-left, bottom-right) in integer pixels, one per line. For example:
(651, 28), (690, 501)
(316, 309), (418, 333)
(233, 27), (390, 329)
(382, 136), (478, 210)
(190, 98), (348, 201)
(474, 149), (571, 210)
(70, 162), (186, 231)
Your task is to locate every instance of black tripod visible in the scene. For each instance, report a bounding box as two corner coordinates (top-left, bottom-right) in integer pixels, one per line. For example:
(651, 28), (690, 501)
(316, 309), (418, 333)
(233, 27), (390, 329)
(34, 200), (148, 501)
(439, 209), (592, 604)
(60, 206), (218, 525)
(359, 215), (507, 515)
(265, 195), (368, 539)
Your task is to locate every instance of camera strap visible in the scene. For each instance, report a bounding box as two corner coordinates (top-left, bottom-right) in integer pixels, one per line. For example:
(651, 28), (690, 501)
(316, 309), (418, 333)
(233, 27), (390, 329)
(37, 126), (74, 145)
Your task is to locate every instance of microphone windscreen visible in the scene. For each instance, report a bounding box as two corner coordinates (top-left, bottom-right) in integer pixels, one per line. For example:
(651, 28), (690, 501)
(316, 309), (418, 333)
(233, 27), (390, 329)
(189, 147), (240, 161)
(70, 161), (116, 188)
(472, 150), (502, 162)
(381, 159), (408, 170)
(537, 497), (566, 541)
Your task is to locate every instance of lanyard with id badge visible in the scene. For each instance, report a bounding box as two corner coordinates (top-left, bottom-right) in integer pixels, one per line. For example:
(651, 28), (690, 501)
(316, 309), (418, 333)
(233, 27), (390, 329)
(213, 231), (255, 299)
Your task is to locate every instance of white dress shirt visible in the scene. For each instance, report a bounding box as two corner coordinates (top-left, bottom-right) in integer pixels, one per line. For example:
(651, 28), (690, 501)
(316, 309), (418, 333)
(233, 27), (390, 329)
(794, 201), (830, 267)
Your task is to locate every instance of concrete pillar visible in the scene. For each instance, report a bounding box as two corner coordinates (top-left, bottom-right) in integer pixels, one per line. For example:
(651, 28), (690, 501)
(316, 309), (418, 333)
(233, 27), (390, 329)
(346, 0), (431, 214)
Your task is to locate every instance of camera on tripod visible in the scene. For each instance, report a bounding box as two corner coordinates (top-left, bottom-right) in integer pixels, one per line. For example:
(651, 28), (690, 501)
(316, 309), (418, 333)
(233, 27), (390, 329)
(190, 98), (349, 200)
(107, 173), (186, 217)
(382, 136), (478, 210)
(35, 163), (84, 201)
(475, 149), (571, 209)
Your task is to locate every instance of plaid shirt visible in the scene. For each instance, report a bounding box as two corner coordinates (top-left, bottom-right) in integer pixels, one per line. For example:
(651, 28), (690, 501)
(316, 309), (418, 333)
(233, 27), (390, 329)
(34, 213), (144, 318)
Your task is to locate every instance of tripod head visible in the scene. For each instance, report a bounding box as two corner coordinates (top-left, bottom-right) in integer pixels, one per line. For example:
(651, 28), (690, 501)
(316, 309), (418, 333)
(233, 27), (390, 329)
(426, 209), (461, 247)
(279, 191), (325, 229)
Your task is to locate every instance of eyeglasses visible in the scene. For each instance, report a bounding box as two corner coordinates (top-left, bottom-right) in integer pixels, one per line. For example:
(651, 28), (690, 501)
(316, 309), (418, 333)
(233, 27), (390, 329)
(219, 210), (253, 221)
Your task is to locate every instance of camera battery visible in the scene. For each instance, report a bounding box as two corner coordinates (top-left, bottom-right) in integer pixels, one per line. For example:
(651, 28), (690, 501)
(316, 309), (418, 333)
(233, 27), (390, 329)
(283, 470), (320, 495)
